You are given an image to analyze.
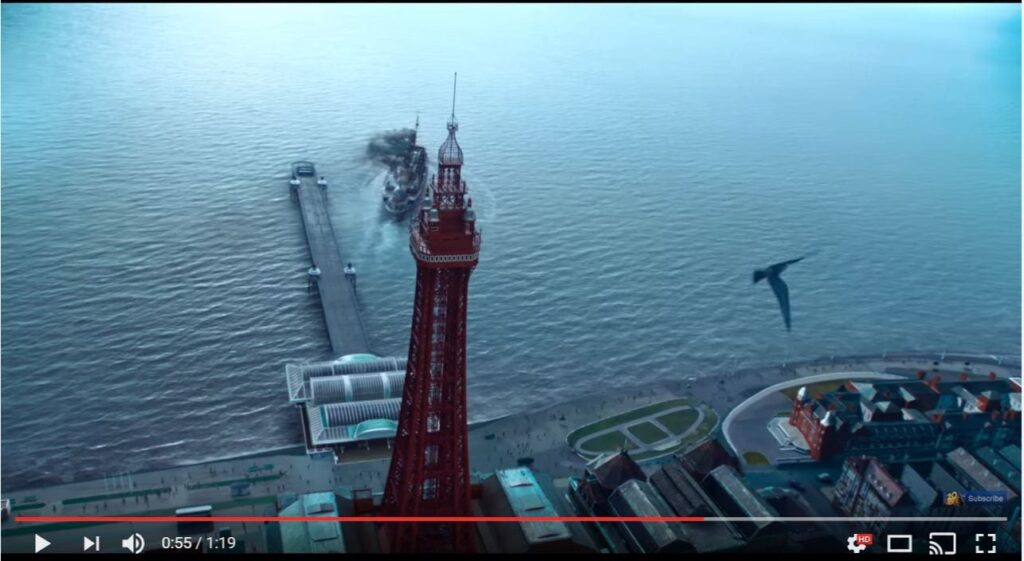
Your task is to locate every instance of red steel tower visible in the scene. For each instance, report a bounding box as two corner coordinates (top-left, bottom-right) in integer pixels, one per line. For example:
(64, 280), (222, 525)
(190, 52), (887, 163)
(380, 74), (481, 554)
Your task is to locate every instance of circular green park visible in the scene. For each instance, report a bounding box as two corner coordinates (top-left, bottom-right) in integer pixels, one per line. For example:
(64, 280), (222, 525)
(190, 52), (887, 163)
(567, 398), (720, 463)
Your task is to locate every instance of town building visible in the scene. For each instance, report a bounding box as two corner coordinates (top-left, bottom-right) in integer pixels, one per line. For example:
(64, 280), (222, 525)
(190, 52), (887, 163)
(701, 465), (786, 549)
(569, 451), (784, 553)
(285, 354), (407, 459)
(831, 456), (909, 535)
(321, 467), (595, 554)
(266, 490), (346, 554)
(829, 453), (1021, 552)
(944, 447), (1018, 515)
(788, 374), (1021, 461)
(678, 438), (742, 481)
(476, 467), (595, 553)
(648, 462), (746, 553)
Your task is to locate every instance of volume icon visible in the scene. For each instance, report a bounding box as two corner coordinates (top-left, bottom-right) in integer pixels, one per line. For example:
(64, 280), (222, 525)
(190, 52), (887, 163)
(121, 533), (145, 554)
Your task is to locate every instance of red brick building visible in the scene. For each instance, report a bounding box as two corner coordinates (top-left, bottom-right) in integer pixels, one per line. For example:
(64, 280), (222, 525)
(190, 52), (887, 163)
(788, 375), (1021, 461)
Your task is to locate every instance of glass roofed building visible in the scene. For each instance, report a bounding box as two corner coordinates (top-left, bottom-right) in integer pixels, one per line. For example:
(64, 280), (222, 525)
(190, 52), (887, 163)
(284, 354), (408, 459)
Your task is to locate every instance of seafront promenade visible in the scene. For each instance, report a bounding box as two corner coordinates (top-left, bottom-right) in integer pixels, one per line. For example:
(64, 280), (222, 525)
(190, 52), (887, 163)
(4, 351), (1017, 553)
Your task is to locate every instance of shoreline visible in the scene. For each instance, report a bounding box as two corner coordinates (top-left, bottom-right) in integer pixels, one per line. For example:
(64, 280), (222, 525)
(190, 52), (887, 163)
(2, 349), (1018, 552)
(4, 349), (1018, 496)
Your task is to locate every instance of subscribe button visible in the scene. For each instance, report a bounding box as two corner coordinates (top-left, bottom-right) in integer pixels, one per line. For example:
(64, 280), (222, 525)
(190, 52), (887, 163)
(962, 491), (1009, 504)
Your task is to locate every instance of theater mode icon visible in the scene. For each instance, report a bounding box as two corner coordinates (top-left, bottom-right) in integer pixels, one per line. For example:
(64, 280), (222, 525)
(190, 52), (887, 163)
(887, 534), (913, 553)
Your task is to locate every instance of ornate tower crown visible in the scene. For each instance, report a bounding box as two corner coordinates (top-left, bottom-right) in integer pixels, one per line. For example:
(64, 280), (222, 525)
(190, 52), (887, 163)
(438, 73), (463, 166)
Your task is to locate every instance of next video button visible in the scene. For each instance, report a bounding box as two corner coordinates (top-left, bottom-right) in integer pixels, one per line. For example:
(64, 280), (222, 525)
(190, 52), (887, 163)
(963, 491), (1009, 504)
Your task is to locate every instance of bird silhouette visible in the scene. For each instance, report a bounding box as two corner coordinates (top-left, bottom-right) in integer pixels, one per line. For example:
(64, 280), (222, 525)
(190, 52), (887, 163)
(753, 256), (807, 331)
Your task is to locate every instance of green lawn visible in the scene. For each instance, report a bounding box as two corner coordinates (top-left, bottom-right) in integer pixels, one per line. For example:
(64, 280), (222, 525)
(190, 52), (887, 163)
(744, 452), (770, 466)
(568, 398), (695, 447)
(780, 380), (848, 400)
(682, 407), (719, 445)
(579, 430), (634, 453)
(655, 409), (699, 434)
(627, 422), (669, 445)
(626, 407), (722, 463)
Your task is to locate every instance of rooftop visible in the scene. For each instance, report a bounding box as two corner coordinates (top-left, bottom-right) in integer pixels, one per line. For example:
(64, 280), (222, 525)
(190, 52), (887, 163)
(286, 356), (406, 403)
(945, 447), (1018, 500)
(305, 399), (401, 446)
(495, 468), (572, 545)
(862, 457), (906, 507)
(800, 377), (1022, 433)
(972, 447), (1022, 493)
(705, 465), (778, 521)
(277, 491), (345, 553)
(999, 444), (1022, 471)
(649, 462), (745, 552)
(925, 462), (966, 497)
(899, 464), (939, 509)
(608, 479), (692, 554)
(588, 452), (647, 491)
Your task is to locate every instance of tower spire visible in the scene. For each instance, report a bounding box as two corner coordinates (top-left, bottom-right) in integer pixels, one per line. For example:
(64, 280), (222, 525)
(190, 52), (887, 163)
(449, 72), (458, 126)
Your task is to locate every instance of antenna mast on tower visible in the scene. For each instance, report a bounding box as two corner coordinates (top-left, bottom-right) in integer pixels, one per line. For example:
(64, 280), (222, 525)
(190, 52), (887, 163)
(449, 72), (458, 127)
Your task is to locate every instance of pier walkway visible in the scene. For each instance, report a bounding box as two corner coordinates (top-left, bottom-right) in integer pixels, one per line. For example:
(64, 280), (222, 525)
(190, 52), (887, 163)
(294, 165), (370, 356)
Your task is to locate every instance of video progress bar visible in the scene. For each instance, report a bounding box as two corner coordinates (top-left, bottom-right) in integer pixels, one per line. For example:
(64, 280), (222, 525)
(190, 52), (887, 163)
(14, 516), (1008, 523)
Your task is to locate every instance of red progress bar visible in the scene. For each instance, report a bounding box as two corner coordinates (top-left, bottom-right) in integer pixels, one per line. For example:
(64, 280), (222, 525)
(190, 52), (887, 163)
(16, 515), (705, 523)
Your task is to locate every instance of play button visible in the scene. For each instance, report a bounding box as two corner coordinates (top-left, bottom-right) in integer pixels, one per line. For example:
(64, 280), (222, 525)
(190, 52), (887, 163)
(34, 534), (51, 553)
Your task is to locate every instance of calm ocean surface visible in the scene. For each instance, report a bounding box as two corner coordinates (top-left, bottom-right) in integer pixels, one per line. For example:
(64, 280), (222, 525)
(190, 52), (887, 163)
(2, 4), (1020, 489)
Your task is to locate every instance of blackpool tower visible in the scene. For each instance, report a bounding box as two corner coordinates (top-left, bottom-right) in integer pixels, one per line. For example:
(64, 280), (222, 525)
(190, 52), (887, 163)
(380, 74), (481, 553)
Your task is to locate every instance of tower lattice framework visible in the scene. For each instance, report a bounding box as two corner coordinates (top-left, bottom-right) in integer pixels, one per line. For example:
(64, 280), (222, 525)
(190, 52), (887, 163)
(380, 74), (481, 554)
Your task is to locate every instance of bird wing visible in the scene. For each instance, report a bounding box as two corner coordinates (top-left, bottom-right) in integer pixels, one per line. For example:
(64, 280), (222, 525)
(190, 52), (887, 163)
(753, 269), (767, 284)
(774, 256), (805, 269)
(767, 255), (806, 276)
(767, 274), (792, 331)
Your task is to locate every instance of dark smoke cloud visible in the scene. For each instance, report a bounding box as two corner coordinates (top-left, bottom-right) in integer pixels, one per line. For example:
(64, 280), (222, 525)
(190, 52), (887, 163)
(366, 128), (418, 171)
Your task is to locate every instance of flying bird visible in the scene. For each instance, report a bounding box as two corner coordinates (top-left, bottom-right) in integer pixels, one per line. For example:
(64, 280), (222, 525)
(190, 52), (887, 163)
(753, 256), (807, 331)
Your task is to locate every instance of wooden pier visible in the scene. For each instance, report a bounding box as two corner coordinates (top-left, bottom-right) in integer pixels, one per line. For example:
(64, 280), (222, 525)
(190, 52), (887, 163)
(292, 164), (371, 356)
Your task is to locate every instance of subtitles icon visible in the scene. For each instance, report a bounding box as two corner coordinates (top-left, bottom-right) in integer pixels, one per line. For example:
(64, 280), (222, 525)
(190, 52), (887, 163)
(929, 532), (956, 556)
(887, 534), (913, 553)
